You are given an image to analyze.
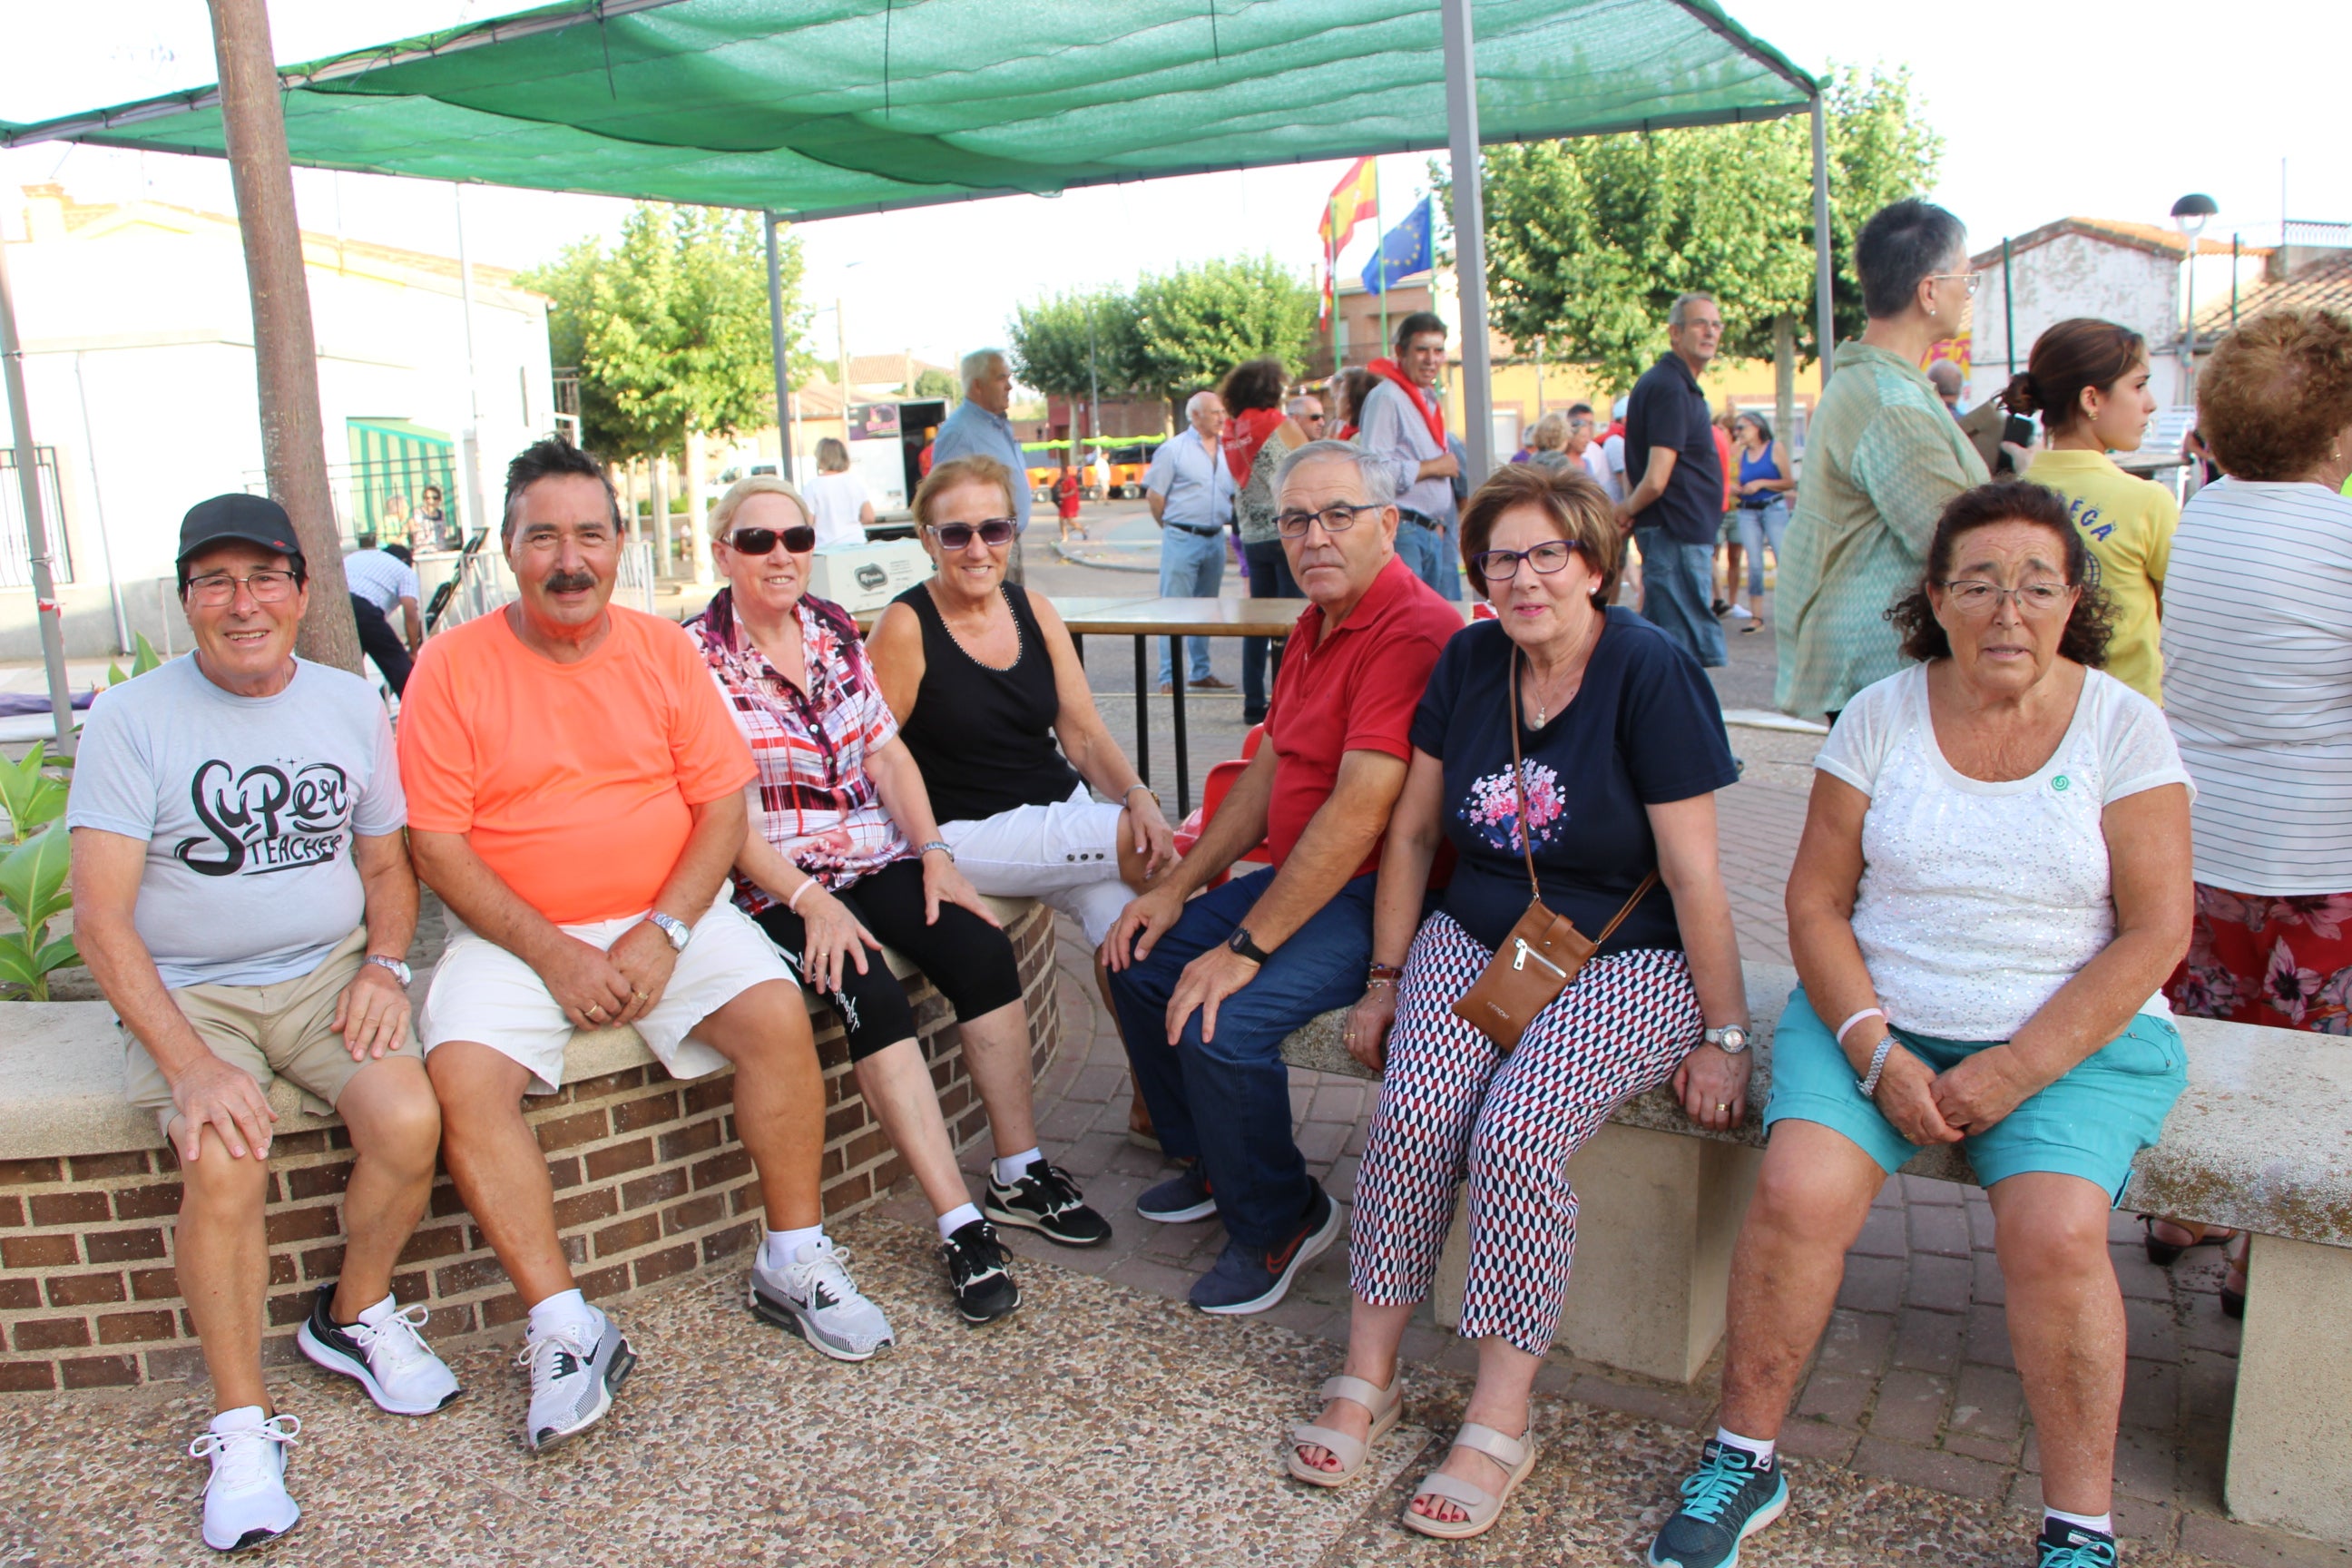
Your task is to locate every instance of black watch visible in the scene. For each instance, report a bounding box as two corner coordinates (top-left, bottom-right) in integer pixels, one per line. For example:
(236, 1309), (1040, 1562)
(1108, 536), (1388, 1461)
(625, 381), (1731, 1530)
(1227, 926), (1273, 965)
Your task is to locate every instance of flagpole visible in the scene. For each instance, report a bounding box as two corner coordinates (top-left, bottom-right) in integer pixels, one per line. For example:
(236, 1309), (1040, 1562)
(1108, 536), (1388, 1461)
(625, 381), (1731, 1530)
(1374, 161), (1388, 364)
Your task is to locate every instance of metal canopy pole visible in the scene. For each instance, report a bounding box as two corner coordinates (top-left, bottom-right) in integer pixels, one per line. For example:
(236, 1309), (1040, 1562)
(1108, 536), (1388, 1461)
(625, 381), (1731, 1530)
(1440, 0), (1494, 483)
(1811, 94), (1834, 386)
(764, 211), (794, 484)
(0, 230), (76, 753)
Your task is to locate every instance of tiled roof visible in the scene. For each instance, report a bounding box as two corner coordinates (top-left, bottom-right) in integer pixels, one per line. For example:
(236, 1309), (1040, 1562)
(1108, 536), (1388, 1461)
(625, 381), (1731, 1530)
(1970, 216), (2262, 270)
(2194, 249), (2352, 334)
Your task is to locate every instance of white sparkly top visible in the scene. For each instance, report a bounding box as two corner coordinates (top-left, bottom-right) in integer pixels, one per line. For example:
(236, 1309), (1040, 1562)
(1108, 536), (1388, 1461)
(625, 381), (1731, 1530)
(1815, 662), (2193, 1041)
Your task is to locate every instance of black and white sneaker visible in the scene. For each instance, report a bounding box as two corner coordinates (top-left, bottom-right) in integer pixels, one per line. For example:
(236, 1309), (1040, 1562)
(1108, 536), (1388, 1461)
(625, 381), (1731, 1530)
(750, 1237), (896, 1361)
(941, 1218), (1022, 1325)
(517, 1303), (636, 1454)
(296, 1283), (462, 1416)
(985, 1158), (1112, 1247)
(188, 1406), (300, 1553)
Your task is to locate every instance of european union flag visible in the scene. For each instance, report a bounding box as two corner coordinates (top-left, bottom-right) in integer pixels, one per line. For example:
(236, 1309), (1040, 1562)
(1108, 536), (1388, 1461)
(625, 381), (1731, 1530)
(1361, 198), (1433, 294)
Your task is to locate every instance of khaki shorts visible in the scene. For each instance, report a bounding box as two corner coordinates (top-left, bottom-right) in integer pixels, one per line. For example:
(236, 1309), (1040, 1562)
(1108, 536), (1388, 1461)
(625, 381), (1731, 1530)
(123, 926), (422, 1137)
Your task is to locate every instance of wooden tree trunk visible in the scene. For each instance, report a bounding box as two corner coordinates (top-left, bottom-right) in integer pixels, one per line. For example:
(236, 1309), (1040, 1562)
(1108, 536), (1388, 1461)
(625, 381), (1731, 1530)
(683, 430), (713, 587)
(1773, 313), (1797, 462)
(651, 454), (673, 579)
(207, 0), (359, 671)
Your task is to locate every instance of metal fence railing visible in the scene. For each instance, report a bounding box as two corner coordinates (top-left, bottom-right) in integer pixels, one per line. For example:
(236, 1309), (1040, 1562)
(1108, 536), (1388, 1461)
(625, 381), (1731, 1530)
(0, 446), (71, 588)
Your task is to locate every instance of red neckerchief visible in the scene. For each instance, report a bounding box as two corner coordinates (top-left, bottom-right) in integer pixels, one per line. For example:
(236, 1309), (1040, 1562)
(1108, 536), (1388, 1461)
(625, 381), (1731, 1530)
(1222, 407), (1288, 485)
(1367, 357), (1446, 447)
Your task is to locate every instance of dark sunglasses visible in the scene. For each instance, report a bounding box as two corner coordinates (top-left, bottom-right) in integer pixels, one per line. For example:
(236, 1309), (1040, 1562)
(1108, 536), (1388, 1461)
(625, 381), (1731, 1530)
(926, 517), (1019, 550)
(729, 524), (816, 555)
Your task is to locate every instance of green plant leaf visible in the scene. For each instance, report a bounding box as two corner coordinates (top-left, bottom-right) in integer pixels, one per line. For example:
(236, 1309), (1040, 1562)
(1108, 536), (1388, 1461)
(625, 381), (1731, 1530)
(132, 632), (162, 676)
(0, 824), (73, 930)
(107, 663), (129, 687)
(0, 931), (41, 991)
(34, 931), (77, 975)
(0, 745), (69, 841)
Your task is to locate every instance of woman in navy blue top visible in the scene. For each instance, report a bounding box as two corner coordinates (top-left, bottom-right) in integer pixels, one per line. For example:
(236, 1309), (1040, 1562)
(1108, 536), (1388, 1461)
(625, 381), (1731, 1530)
(1284, 466), (1750, 1538)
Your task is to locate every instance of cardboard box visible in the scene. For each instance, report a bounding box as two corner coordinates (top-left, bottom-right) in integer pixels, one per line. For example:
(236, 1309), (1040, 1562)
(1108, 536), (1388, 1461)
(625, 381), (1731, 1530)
(806, 539), (933, 612)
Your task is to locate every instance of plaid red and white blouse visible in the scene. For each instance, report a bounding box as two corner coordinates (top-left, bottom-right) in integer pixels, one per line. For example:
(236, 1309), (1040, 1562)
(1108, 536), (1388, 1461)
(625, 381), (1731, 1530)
(682, 587), (910, 912)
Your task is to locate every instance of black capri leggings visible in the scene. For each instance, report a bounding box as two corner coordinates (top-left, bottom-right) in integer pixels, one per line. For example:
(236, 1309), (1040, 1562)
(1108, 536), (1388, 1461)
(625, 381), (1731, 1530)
(752, 858), (1023, 1062)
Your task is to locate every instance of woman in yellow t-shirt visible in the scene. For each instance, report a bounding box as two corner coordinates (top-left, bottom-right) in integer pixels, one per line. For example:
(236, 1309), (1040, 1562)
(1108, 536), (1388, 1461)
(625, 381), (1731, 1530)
(2004, 318), (2179, 701)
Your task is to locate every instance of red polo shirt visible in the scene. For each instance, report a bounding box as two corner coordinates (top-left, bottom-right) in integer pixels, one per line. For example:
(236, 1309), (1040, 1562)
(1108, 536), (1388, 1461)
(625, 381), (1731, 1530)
(1263, 555), (1463, 877)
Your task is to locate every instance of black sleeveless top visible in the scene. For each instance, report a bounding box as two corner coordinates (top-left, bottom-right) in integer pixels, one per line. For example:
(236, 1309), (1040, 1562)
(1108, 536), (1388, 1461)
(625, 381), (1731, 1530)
(894, 582), (1083, 823)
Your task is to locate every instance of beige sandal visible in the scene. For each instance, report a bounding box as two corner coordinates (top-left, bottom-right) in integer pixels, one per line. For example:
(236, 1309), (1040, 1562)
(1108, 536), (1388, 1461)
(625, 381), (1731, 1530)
(1284, 1370), (1404, 1487)
(1400, 1421), (1540, 1540)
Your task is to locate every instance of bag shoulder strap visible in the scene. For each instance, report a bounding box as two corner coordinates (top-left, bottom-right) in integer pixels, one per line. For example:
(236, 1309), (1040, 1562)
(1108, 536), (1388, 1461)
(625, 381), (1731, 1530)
(1508, 644), (1660, 943)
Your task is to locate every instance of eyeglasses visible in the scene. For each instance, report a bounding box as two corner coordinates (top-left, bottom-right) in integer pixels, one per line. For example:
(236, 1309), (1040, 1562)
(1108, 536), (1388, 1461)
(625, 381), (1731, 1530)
(183, 569), (300, 607)
(1942, 579), (2074, 616)
(926, 517), (1018, 550)
(729, 524), (816, 555)
(1927, 271), (1982, 297)
(1474, 541), (1581, 582)
(1274, 502), (1380, 539)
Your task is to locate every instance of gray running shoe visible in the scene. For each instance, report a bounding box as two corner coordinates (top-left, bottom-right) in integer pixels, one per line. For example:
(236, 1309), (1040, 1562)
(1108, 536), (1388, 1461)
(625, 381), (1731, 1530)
(517, 1305), (635, 1454)
(750, 1237), (895, 1361)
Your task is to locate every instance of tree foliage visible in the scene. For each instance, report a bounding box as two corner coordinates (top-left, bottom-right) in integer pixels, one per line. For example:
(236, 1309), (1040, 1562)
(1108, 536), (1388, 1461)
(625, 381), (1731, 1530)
(520, 204), (808, 460)
(911, 367), (960, 403)
(1008, 255), (1317, 409)
(1464, 66), (1941, 392)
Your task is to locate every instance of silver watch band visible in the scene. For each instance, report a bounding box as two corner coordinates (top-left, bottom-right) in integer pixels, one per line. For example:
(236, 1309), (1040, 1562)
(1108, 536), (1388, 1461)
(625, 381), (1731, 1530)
(1857, 1033), (1897, 1098)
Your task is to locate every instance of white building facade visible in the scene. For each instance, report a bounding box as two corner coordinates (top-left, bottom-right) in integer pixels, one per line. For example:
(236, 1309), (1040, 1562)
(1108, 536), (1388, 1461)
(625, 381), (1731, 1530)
(0, 182), (554, 660)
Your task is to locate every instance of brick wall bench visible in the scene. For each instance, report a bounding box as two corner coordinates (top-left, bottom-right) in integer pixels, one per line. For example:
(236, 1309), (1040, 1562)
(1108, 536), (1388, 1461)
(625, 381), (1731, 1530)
(1281, 960), (2352, 1547)
(0, 896), (1058, 1398)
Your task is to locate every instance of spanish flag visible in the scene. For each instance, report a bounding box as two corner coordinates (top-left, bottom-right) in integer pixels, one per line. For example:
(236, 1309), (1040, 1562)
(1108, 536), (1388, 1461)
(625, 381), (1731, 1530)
(1318, 156), (1378, 326)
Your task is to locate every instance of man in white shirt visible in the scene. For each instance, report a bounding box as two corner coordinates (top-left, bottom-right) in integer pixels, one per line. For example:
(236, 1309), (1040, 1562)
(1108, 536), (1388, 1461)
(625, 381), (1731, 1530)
(1143, 391), (1238, 691)
(343, 535), (422, 695)
(1355, 311), (1462, 597)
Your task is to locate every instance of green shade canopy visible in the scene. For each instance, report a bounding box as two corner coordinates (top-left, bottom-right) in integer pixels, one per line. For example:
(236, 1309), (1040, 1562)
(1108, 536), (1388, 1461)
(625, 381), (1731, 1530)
(3, 0), (1817, 219)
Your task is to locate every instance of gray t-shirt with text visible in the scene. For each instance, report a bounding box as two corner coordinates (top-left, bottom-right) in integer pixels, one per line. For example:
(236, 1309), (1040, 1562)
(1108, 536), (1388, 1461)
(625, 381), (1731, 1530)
(66, 655), (406, 989)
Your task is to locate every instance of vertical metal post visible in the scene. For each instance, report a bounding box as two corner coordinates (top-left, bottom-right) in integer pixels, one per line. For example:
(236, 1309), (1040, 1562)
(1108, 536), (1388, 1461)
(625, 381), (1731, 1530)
(72, 352), (130, 654)
(0, 229), (75, 752)
(2002, 239), (2016, 378)
(1131, 634), (1151, 789)
(2230, 233), (2239, 328)
(454, 184), (487, 542)
(1440, 0), (1494, 482)
(765, 211), (794, 484)
(1810, 94), (1834, 386)
(1374, 160), (1389, 365)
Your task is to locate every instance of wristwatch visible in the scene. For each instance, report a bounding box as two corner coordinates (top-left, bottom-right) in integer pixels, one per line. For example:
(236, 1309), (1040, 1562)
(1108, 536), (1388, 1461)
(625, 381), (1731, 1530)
(1705, 1024), (1751, 1055)
(645, 912), (691, 953)
(1227, 927), (1273, 965)
(365, 955), (413, 986)
(918, 839), (955, 861)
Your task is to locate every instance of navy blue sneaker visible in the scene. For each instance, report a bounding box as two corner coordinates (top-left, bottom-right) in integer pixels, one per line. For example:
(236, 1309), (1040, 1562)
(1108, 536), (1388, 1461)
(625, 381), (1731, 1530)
(1189, 1185), (1340, 1315)
(1648, 1439), (1789, 1567)
(1137, 1162), (1216, 1224)
(2036, 1518), (2119, 1568)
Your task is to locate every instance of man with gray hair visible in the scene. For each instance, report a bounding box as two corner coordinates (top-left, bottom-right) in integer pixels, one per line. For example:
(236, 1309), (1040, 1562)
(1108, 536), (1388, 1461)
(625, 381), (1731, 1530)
(1618, 290), (1728, 667)
(1142, 388), (1237, 691)
(1103, 438), (1461, 1314)
(930, 348), (1032, 534)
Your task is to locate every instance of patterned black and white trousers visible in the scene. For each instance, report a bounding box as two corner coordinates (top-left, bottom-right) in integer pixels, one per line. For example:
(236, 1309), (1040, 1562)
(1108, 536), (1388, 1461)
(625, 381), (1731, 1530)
(1348, 912), (1702, 1355)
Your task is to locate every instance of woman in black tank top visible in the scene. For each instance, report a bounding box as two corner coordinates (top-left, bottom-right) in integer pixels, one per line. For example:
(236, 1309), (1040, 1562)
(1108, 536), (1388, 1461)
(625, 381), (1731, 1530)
(869, 455), (1182, 1134)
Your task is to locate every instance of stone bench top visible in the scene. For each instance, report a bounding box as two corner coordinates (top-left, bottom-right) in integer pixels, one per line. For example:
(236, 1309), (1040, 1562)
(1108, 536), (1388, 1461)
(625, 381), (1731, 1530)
(0, 896), (1042, 1162)
(1279, 961), (2352, 1250)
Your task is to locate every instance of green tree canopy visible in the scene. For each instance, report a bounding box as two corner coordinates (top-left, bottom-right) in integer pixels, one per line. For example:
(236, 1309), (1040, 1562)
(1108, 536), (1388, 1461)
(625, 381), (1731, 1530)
(1465, 65), (1941, 393)
(1008, 288), (1140, 403)
(1130, 254), (1318, 403)
(519, 203), (808, 461)
(911, 367), (961, 403)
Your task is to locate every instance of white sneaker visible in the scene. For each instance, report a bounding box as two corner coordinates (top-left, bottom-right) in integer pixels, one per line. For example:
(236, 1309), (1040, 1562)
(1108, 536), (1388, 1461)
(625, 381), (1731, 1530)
(1725, 603), (1756, 621)
(297, 1284), (463, 1416)
(750, 1237), (896, 1361)
(188, 1406), (300, 1553)
(517, 1303), (636, 1454)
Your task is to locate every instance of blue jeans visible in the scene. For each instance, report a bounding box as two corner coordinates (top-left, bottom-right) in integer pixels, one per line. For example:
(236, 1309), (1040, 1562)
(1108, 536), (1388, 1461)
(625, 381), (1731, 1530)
(1635, 526), (1728, 668)
(1108, 868), (1376, 1250)
(1734, 499), (1790, 594)
(1434, 508), (1465, 601)
(1156, 524), (1225, 685)
(1240, 538), (1300, 721)
(1395, 513), (1455, 600)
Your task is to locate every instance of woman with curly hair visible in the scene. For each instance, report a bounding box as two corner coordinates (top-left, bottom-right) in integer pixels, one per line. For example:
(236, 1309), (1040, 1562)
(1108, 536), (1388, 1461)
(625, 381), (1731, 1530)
(1647, 478), (2194, 1568)
(2157, 308), (2352, 1306)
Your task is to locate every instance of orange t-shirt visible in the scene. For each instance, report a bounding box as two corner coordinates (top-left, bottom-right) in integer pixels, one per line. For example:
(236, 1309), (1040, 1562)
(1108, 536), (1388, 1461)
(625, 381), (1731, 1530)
(398, 605), (755, 925)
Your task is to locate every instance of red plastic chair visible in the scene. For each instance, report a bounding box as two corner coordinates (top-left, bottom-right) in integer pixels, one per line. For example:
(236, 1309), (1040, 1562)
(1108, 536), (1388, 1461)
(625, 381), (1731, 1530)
(1171, 725), (1270, 887)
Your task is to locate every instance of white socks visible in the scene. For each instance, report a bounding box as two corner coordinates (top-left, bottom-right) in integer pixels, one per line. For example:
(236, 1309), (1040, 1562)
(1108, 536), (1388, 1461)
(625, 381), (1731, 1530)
(1715, 1427), (1776, 1467)
(2045, 1508), (2113, 1537)
(993, 1148), (1043, 1187)
(763, 1225), (827, 1272)
(526, 1289), (599, 1341)
(936, 1202), (984, 1241)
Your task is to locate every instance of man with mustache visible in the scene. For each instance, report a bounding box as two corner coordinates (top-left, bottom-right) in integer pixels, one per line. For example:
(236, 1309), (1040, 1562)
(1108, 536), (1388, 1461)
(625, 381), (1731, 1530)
(70, 495), (457, 1553)
(397, 438), (828, 1453)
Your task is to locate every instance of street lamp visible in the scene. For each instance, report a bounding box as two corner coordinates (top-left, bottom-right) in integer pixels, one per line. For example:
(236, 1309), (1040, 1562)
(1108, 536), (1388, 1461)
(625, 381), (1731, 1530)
(2172, 192), (2219, 403)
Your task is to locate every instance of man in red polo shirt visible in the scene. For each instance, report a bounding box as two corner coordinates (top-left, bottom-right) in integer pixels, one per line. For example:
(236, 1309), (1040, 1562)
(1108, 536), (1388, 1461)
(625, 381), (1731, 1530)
(1103, 439), (1460, 1314)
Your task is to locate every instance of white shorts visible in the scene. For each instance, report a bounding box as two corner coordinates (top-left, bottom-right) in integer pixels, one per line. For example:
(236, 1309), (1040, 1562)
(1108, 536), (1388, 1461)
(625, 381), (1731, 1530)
(419, 897), (798, 1095)
(940, 785), (1138, 947)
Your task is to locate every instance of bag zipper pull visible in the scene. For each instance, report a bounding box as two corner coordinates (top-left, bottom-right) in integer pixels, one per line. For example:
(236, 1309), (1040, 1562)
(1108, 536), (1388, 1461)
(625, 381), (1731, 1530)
(1514, 939), (1567, 978)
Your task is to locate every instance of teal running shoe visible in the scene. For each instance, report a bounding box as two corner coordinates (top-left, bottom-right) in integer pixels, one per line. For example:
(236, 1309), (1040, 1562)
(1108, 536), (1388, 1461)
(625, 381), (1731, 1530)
(1647, 1439), (1789, 1568)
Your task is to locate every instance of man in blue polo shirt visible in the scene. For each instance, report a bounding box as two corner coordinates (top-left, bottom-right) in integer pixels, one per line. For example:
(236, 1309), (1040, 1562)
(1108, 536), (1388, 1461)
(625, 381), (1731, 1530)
(1143, 390), (1239, 692)
(1618, 292), (1728, 667)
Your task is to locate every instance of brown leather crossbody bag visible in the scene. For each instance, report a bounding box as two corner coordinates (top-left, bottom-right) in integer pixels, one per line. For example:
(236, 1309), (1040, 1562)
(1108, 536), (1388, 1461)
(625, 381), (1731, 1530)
(1451, 650), (1657, 1054)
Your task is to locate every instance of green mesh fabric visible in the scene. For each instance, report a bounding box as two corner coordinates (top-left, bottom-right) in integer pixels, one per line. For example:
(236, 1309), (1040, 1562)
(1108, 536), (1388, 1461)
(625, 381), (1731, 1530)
(7, 0), (1814, 217)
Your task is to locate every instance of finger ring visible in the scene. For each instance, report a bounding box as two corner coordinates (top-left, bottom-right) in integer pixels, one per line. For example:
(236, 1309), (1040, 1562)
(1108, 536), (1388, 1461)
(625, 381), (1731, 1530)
(633, 989), (650, 1002)
(1716, 1103), (1728, 1112)
(586, 1004), (604, 1018)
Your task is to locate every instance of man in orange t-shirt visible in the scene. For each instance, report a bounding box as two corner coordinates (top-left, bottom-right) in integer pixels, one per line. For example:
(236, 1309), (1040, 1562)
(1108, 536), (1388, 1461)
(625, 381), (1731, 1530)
(400, 439), (845, 1455)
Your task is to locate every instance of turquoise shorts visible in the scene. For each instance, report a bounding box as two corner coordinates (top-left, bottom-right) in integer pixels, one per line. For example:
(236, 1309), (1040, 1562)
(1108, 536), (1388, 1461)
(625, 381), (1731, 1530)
(1762, 986), (2189, 1206)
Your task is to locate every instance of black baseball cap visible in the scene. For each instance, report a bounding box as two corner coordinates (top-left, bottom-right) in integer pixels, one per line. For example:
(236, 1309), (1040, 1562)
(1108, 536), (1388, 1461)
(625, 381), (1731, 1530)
(177, 494), (304, 574)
